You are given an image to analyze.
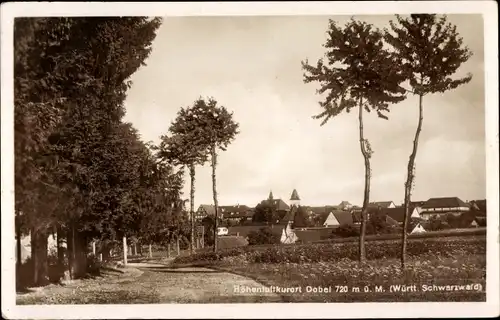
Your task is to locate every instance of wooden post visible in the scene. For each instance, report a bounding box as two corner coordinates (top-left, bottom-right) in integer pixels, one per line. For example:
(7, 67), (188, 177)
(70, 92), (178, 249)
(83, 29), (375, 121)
(99, 253), (103, 261)
(149, 244), (153, 258)
(201, 226), (205, 248)
(167, 243), (171, 258)
(92, 241), (96, 255)
(176, 237), (180, 256)
(122, 236), (128, 266)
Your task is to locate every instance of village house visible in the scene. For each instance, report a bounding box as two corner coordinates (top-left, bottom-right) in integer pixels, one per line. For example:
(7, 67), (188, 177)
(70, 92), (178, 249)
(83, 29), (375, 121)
(368, 201), (396, 209)
(469, 199), (487, 213)
(320, 210), (355, 227)
(195, 204), (254, 224)
(337, 201), (353, 211)
(261, 190), (291, 217)
(410, 222), (427, 234)
(194, 204), (217, 221)
(379, 206), (422, 225)
(419, 197), (470, 220)
(220, 205), (254, 223)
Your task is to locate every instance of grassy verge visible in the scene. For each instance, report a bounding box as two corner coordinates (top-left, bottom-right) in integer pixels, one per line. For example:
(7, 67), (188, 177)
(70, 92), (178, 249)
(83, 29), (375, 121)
(16, 267), (149, 305)
(214, 254), (485, 302)
(172, 235), (486, 302)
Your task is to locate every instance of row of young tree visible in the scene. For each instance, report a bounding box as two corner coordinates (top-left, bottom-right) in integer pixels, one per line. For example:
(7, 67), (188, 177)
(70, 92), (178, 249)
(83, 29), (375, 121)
(156, 97), (239, 253)
(301, 14), (472, 268)
(14, 17), (193, 287)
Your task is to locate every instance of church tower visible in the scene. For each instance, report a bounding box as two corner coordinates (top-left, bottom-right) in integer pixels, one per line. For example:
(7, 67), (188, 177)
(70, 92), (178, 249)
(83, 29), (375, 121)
(289, 189), (301, 207)
(268, 190), (274, 201)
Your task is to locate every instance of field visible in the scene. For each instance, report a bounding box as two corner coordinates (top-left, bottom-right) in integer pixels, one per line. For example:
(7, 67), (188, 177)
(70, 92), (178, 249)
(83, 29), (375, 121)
(171, 235), (486, 302)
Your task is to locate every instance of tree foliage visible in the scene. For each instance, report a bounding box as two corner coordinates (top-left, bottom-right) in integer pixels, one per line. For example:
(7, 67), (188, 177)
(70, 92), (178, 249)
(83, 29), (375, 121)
(385, 14), (473, 268)
(301, 18), (407, 263)
(14, 17), (168, 285)
(292, 206), (312, 228)
(302, 18), (406, 125)
(385, 14), (473, 96)
(252, 201), (280, 224)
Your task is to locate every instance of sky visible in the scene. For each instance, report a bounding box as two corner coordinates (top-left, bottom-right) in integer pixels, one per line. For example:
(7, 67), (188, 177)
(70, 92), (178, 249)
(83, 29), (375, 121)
(123, 14), (486, 207)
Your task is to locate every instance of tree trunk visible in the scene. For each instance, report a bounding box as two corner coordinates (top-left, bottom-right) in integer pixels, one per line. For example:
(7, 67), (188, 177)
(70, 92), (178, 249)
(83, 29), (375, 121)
(149, 243), (152, 258)
(31, 227), (38, 285)
(167, 243), (171, 258)
(15, 211), (22, 268)
(211, 146), (219, 252)
(133, 243), (137, 256)
(401, 93), (424, 269)
(73, 231), (87, 278)
(56, 226), (64, 277)
(122, 236), (128, 266)
(31, 227), (49, 286)
(189, 164), (196, 254)
(176, 236), (180, 256)
(358, 102), (371, 264)
(67, 224), (75, 279)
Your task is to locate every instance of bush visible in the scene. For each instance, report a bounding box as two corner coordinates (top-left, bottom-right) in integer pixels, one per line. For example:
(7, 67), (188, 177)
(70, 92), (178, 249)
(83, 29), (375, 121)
(332, 224), (359, 238)
(425, 216), (448, 231)
(247, 228), (280, 245)
(86, 254), (102, 276)
(250, 237), (485, 264)
(173, 246), (247, 265)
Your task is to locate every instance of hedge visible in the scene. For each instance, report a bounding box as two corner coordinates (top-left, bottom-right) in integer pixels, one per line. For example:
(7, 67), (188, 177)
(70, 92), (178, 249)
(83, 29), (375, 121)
(172, 235), (485, 266)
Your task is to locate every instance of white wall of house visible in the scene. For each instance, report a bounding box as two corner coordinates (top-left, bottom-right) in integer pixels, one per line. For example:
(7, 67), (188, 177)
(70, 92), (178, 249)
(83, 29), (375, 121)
(323, 212), (340, 227)
(410, 207), (421, 219)
(387, 202), (396, 208)
(281, 223), (298, 244)
(411, 223), (426, 234)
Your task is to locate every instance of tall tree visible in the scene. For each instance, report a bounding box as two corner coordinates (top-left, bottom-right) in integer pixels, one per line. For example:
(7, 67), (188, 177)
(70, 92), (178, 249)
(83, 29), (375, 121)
(292, 206), (312, 228)
(302, 18), (406, 262)
(384, 14), (473, 268)
(252, 201), (279, 224)
(186, 98), (239, 252)
(157, 115), (210, 254)
(15, 17), (163, 283)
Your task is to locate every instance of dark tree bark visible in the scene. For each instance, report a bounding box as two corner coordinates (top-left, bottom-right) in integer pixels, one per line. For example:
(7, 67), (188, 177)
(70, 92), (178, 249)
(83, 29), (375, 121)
(211, 146), (219, 252)
(401, 92), (424, 268)
(358, 101), (372, 264)
(31, 227), (49, 286)
(56, 225), (65, 278)
(189, 164), (196, 254)
(15, 211), (22, 269)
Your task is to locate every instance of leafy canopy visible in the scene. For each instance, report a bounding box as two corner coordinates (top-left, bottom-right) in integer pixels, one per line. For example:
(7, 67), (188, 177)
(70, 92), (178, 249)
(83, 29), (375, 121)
(384, 14), (473, 95)
(302, 18), (407, 124)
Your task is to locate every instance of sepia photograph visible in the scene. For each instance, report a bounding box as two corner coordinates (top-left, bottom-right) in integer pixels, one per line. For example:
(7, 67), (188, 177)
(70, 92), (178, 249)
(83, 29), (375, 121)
(1, 1), (499, 319)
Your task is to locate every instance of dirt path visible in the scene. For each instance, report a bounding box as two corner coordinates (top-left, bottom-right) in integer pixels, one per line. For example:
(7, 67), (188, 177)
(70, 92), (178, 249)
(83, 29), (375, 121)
(127, 262), (283, 303)
(16, 263), (283, 304)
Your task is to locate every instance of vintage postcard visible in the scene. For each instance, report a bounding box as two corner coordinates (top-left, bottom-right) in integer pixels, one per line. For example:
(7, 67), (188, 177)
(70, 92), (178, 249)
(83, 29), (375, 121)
(1, 1), (499, 319)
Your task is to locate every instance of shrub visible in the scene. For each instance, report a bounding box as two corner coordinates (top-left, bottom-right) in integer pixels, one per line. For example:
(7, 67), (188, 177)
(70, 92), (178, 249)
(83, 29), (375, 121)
(332, 224), (359, 238)
(425, 216), (448, 231)
(249, 237), (485, 264)
(247, 228), (280, 245)
(86, 254), (102, 276)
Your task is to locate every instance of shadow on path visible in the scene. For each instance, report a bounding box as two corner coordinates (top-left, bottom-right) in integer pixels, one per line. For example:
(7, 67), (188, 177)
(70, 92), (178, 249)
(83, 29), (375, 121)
(138, 266), (223, 274)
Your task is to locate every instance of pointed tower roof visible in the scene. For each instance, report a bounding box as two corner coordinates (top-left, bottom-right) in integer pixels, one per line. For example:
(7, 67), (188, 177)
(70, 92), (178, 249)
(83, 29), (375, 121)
(290, 189), (300, 201)
(268, 190), (274, 200)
